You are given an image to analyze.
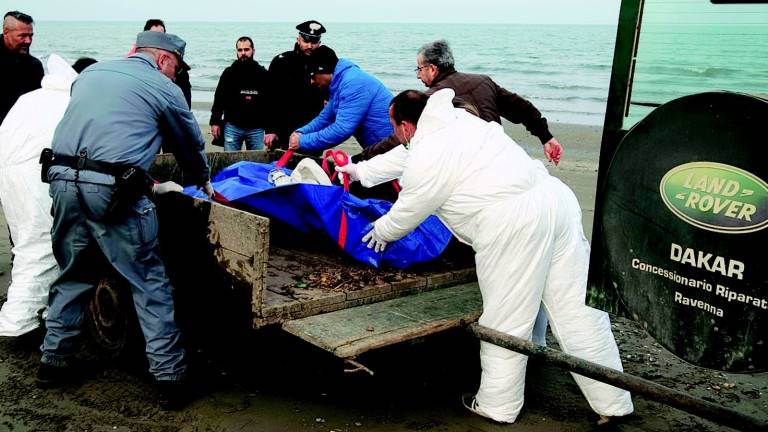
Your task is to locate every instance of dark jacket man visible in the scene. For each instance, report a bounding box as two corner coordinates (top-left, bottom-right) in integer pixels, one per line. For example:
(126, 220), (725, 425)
(265, 20), (328, 149)
(359, 40), (562, 166)
(427, 69), (552, 142)
(210, 58), (270, 130)
(1, 11), (43, 124)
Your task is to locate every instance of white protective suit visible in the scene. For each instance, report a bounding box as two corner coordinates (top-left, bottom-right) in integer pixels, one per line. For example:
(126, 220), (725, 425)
(362, 89), (633, 422)
(0, 54), (75, 336)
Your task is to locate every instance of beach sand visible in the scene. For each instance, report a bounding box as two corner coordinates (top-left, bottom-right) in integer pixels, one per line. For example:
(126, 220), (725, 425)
(1, 119), (764, 431)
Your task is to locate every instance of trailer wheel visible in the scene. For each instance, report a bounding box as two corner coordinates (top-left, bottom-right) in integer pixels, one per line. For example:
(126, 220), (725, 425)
(85, 276), (136, 356)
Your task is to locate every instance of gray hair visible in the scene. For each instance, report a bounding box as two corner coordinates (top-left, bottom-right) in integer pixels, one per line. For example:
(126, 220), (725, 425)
(417, 40), (455, 71)
(135, 47), (163, 59)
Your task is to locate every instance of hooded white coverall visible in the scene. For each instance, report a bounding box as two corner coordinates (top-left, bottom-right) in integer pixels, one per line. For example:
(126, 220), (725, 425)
(361, 89), (633, 422)
(0, 54), (75, 336)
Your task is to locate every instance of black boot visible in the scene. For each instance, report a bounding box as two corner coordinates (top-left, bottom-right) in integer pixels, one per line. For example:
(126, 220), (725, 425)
(156, 379), (189, 411)
(36, 362), (73, 389)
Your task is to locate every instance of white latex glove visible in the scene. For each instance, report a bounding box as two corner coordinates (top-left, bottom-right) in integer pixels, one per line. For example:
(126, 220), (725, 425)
(152, 181), (184, 195)
(335, 163), (360, 182)
(362, 227), (388, 253)
(200, 180), (215, 199)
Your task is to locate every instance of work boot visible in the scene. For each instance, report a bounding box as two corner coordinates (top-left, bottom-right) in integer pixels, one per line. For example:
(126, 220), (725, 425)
(156, 379), (189, 411)
(36, 362), (73, 389)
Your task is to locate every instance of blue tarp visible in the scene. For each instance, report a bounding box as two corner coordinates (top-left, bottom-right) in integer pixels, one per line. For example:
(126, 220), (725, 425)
(184, 161), (452, 269)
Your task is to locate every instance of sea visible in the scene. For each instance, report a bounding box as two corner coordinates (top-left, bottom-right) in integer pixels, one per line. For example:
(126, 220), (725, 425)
(29, 21), (768, 128)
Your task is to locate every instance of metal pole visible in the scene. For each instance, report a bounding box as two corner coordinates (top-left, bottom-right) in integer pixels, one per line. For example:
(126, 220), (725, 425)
(468, 323), (767, 432)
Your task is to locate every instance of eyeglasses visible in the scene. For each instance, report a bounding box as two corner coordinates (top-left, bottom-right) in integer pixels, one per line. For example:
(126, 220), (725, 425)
(414, 64), (431, 73)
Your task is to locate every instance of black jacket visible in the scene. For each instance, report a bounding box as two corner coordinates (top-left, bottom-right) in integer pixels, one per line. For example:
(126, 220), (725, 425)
(210, 58), (270, 129)
(0, 37), (43, 124)
(176, 69), (192, 108)
(265, 44), (326, 148)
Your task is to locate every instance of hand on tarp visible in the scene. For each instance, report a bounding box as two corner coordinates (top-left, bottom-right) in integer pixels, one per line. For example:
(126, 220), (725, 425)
(152, 181), (184, 195)
(335, 162), (360, 183)
(362, 225), (388, 253)
(199, 180), (215, 199)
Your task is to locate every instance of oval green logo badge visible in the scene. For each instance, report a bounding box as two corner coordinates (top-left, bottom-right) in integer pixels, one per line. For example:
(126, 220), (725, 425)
(660, 162), (768, 234)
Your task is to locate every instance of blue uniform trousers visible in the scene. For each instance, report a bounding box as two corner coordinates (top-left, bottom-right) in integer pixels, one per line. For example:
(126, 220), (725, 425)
(41, 180), (186, 381)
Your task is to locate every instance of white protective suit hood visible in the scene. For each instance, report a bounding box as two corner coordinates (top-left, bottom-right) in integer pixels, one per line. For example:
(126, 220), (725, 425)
(42, 54), (78, 91)
(409, 88), (458, 150)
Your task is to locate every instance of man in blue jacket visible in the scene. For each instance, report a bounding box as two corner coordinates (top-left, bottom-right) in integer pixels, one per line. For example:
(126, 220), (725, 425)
(288, 46), (393, 154)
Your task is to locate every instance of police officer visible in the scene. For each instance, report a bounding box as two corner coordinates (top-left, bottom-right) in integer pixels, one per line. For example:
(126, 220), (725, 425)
(36, 31), (214, 410)
(264, 20), (327, 149)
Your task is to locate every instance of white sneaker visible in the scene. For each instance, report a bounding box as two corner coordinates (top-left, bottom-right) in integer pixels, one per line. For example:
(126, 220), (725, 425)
(461, 393), (500, 422)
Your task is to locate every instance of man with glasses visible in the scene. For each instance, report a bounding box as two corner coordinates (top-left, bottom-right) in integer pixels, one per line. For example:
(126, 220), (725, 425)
(210, 36), (270, 151)
(358, 40), (562, 165)
(37, 31), (213, 411)
(264, 20), (328, 149)
(1, 11), (43, 124)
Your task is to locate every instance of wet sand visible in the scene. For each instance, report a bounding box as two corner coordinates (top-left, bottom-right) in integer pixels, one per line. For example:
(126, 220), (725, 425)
(0, 121), (766, 431)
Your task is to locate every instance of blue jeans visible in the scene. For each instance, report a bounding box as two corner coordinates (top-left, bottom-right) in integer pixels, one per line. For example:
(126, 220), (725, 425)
(223, 123), (264, 151)
(41, 180), (186, 381)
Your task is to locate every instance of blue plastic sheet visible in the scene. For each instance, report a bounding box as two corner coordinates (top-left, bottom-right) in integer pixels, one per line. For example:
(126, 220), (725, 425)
(184, 161), (452, 269)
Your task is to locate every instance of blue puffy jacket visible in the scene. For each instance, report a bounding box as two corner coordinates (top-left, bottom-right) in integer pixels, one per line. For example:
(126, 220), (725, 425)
(297, 59), (393, 153)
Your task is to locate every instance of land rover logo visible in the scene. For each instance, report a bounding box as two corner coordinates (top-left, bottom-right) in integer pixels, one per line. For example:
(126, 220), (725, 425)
(660, 162), (768, 234)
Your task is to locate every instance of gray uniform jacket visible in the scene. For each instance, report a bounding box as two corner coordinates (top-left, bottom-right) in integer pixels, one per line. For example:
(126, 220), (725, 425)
(49, 53), (209, 186)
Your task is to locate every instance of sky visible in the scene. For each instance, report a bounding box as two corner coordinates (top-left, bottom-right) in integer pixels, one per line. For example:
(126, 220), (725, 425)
(4, 0), (622, 25)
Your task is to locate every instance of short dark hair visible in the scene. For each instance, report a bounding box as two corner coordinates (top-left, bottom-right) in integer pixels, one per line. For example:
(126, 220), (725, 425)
(4, 11), (34, 25)
(418, 40), (455, 71)
(143, 19), (165, 31)
(236, 36), (254, 49)
(72, 57), (97, 73)
(390, 90), (429, 125)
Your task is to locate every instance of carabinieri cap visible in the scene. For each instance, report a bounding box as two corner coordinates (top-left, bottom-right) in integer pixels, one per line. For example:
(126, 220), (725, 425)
(296, 20), (326, 43)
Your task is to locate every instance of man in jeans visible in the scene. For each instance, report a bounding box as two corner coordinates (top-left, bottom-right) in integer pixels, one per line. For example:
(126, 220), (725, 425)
(210, 36), (270, 151)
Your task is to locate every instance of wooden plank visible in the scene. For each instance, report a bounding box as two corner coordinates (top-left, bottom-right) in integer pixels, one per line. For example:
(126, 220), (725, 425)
(282, 282), (482, 358)
(207, 202), (268, 256)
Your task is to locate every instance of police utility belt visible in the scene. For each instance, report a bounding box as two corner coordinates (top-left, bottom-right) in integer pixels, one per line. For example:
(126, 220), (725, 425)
(40, 148), (154, 220)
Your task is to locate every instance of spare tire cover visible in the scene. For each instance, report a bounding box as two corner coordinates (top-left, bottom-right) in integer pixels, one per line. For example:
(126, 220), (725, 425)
(601, 92), (767, 372)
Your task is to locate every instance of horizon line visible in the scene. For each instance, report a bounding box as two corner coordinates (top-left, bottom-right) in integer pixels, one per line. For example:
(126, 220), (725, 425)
(35, 19), (616, 26)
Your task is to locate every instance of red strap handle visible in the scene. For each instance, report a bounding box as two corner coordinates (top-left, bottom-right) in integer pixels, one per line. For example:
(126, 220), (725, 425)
(318, 149), (351, 249)
(321, 149), (350, 192)
(275, 150), (294, 168)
